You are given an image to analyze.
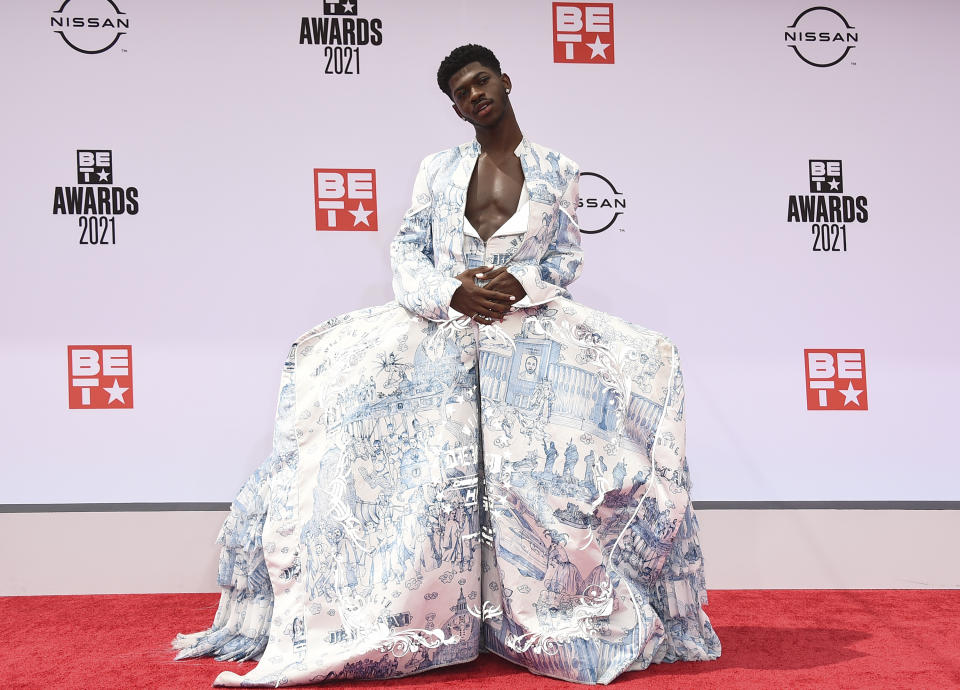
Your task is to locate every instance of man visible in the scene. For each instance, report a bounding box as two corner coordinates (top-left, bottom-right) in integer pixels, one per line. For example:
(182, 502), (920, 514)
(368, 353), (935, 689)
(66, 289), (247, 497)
(518, 354), (539, 381)
(173, 44), (720, 686)
(440, 48), (534, 322)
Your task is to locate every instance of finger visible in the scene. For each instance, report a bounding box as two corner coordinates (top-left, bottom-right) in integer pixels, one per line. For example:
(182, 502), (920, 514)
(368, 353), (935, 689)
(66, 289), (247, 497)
(479, 300), (510, 316)
(472, 305), (505, 322)
(484, 275), (508, 291)
(476, 287), (516, 303)
(490, 281), (525, 303)
(477, 266), (506, 280)
(469, 265), (492, 277)
(479, 295), (515, 311)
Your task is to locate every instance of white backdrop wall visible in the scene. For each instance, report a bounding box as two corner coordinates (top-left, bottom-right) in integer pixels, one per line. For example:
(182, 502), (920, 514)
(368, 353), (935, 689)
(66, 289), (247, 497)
(1, 0), (957, 504)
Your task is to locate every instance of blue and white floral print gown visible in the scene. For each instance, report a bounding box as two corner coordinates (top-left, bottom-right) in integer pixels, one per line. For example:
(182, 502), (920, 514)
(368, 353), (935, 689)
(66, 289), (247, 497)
(172, 138), (721, 685)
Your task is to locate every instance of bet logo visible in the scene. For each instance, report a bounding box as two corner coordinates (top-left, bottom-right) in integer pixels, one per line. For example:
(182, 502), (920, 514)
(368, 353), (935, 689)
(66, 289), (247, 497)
(68, 345), (133, 409)
(809, 160), (842, 193)
(299, 0), (383, 75)
(804, 349), (867, 410)
(313, 169), (377, 231)
(323, 0), (356, 15)
(787, 158), (868, 252)
(77, 150), (112, 184)
(553, 3), (614, 64)
(52, 149), (139, 245)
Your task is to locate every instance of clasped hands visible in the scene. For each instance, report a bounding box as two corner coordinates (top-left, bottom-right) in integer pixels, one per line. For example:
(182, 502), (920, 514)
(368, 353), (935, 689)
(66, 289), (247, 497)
(450, 265), (526, 324)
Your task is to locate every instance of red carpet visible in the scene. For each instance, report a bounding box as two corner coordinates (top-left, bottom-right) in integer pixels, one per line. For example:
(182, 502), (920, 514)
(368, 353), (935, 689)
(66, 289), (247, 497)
(1, 590), (958, 689)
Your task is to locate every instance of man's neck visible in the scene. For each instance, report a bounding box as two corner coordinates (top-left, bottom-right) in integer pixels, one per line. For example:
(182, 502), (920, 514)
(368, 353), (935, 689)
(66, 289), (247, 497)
(474, 109), (523, 157)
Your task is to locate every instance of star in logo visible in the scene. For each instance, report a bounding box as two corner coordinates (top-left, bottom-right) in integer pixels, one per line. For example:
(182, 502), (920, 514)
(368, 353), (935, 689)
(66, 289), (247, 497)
(341, 0), (356, 13)
(96, 168), (111, 182)
(839, 381), (863, 406)
(828, 178), (840, 191)
(349, 201), (373, 226)
(587, 35), (610, 59)
(104, 379), (129, 405)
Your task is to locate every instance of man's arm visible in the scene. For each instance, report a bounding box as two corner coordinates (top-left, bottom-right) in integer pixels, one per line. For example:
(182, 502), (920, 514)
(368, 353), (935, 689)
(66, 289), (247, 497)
(389, 157), (463, 322)
(390, 157), (516, 323)
(504, 168), (584, 307)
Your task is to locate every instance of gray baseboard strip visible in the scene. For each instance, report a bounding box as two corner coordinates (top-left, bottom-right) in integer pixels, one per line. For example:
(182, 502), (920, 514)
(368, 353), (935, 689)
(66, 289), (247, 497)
(1, 500), (959, 513)
(694, 501), (960, 510)
(0, 502), (232, 513)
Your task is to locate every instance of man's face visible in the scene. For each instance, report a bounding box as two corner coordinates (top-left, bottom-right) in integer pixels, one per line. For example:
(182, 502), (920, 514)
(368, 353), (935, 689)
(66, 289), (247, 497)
(525, 357), (537, 373)
(448, 61), (510, 127)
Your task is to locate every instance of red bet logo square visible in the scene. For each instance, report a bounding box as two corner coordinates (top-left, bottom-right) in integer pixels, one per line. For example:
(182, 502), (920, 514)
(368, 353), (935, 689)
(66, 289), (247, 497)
(68, 346), (133, 409)
(553, 2), (615, 64)
(804, 349), (868, 411)
(314, 168), (377, 231)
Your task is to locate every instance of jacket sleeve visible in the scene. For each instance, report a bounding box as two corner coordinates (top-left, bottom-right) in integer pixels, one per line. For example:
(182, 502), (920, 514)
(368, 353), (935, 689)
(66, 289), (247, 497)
(505, 168), (584, 307)
(389, 157), (463, 322)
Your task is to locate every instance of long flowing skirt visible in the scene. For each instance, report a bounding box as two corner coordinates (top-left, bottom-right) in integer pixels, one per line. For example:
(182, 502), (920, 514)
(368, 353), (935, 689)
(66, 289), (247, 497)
(171, 297), (721, 685)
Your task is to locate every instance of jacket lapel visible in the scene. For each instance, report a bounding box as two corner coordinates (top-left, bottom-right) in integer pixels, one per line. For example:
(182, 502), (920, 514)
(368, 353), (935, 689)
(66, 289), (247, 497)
(442, 138), (563, 268)
(514, 138), (562, 258)
(444, 140), (480, 271)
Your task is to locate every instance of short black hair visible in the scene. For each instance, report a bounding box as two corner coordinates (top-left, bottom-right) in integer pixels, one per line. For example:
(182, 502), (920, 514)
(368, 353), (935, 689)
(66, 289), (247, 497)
(436, 44), (502, 98)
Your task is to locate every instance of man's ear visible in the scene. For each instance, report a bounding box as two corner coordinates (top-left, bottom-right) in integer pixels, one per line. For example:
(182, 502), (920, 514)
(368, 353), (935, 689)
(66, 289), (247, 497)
(501, 73), (512, 93)
(451, 102), (467, 121)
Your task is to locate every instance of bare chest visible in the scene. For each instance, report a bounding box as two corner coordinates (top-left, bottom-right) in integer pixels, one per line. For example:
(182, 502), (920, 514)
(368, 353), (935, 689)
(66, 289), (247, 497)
(464, 155), (525, 243)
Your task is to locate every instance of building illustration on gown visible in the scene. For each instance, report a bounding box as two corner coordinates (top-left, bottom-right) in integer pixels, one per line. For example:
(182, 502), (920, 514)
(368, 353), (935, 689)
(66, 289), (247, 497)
(477, 317), (666, 504)
(311, 305), (682, 666)
(268, 310), (677, 680)
(171, 137), (721, 686)
(481, 319), (663, 448)
(283, 326), (484, 681)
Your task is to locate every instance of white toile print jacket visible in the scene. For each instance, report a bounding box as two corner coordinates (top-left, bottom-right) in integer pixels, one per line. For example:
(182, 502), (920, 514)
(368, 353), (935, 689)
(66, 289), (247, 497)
(390, 137), (583, 320)
(172, 138), (721, 686)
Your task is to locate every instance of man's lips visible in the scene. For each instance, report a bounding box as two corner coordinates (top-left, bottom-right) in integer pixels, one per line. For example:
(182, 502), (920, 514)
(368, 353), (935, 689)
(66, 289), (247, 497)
(474, 100), (492, 115)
